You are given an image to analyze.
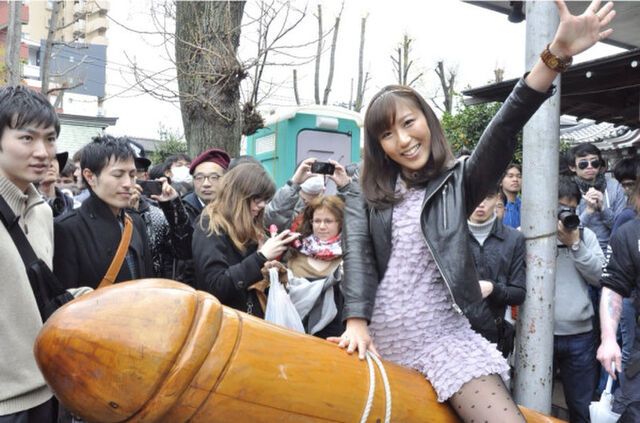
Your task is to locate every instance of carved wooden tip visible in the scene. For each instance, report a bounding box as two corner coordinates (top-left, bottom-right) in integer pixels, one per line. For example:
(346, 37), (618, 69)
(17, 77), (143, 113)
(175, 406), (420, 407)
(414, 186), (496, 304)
(34, 279), (223, 423)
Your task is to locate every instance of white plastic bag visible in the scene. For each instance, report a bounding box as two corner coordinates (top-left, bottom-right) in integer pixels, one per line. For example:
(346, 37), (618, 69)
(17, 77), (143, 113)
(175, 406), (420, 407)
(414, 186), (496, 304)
(589, 363), (621, 423)
(264, 268), (305, 333)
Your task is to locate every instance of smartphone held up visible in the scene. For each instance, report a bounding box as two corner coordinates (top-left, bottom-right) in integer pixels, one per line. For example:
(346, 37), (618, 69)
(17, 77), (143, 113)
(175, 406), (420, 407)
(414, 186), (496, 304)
(311, 161), (335, 175)
(139, 180), (163, 197)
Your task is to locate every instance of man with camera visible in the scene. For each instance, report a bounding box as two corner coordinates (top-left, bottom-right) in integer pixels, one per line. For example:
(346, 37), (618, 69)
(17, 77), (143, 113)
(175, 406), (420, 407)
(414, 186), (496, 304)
(264, 158), (352, 232)
(552, 175), (605, 423)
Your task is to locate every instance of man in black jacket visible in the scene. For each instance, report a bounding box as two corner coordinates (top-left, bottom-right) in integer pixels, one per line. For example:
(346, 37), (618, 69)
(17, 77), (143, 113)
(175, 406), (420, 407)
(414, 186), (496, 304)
(467, 184), (526, 356)
(54, 135), (152, 289)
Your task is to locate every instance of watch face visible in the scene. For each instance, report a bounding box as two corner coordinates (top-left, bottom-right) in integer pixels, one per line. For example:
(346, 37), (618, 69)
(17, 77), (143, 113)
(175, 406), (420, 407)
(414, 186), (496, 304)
(549, 57), (559, 68)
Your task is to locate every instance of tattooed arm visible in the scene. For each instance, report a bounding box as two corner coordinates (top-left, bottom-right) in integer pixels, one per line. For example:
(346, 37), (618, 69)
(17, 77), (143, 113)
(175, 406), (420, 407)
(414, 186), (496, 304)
(597, 287), (623, 378)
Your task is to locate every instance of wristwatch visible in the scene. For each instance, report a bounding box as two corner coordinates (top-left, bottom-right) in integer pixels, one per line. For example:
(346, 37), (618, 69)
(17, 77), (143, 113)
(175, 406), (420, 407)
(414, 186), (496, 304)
(540, 44), (573, 73)
(570, 240), (580, 252)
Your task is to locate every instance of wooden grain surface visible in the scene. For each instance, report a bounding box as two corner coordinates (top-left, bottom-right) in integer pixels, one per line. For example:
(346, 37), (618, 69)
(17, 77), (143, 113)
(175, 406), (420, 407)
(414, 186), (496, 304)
(34, 279), (565, 423)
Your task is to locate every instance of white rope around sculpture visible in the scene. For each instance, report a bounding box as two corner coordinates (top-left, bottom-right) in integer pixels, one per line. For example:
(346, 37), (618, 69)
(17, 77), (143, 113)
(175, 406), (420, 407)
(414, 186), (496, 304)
(359, 351), (392, 423)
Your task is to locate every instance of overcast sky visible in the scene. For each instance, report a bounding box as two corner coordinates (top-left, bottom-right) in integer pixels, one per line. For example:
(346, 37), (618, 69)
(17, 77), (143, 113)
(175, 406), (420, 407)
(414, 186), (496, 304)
(102, 0), (623, 140)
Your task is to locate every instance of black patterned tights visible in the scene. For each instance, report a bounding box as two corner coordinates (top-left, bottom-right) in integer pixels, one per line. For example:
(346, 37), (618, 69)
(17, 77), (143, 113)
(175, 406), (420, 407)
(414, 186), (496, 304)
(448, 374), (526, 423)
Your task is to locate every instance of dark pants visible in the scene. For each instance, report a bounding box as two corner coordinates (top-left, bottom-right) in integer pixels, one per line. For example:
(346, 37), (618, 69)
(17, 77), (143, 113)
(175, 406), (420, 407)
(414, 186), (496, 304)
(614, 323), (640, 422)
(0, 397), (56, 423)
(554, 331), (598, 423)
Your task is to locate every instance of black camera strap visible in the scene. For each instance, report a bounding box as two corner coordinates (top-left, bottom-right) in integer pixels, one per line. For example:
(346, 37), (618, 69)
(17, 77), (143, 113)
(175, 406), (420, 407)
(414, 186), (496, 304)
(0, 194), (58, 313)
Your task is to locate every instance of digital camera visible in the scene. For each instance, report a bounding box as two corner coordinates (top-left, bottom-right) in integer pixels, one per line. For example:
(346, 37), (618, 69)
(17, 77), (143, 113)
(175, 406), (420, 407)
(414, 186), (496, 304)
(558, 206), (580, 230)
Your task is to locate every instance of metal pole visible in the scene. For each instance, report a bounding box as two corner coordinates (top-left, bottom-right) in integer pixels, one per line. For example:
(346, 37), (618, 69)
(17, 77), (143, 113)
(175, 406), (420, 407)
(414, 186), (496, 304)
(513, 0), (561, 414)
(5, 0), (23, 86)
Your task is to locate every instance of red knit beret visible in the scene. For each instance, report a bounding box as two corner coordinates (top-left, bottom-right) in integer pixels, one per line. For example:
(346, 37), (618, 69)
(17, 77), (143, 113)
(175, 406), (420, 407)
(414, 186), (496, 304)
(189, 148), (231, 174)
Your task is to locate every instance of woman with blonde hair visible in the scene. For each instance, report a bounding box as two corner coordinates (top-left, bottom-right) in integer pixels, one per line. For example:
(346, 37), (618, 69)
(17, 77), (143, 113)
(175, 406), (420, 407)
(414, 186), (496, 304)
(193, 163), (298, 317)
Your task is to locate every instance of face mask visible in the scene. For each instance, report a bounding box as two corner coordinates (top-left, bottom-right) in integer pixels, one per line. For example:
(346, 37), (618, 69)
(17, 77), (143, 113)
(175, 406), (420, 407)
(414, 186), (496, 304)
(172, 166), (192, 184)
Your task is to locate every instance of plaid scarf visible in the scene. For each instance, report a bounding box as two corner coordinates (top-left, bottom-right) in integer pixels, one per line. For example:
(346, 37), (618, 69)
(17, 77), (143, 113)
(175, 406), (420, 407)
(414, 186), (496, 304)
(298, 234), (342, 261)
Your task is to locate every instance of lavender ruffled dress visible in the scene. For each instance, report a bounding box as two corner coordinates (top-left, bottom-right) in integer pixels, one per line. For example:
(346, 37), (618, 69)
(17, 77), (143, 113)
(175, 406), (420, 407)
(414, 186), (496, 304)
(369, 186), (510, 402)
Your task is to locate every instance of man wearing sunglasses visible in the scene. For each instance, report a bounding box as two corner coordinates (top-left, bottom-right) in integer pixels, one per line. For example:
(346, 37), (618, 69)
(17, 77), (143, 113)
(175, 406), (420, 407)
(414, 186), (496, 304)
(568, 143), (626, 253)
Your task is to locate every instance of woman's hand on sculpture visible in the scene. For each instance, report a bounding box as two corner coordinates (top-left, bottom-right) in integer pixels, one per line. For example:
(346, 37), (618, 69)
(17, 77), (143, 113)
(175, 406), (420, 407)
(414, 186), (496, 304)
(550, 0), (615, 59)
(327, 318), (380, 360)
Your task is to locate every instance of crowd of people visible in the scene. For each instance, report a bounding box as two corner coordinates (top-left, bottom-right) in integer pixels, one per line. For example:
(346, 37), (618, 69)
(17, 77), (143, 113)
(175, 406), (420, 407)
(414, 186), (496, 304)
(3, 1), (637, 423)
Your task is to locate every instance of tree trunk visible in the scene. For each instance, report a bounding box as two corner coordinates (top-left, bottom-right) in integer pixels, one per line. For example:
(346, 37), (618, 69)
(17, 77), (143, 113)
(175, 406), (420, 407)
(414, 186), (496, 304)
(41, 1), (62, 96)
(5, 1), (23, 86)
(322, 10), (341, 105)
(314, 4), (322, 105)
(435, 61), (455, 114)
(175, 1), (246, 158)
(402, 34), (410, 85)
(354, 16), (367, 112)
(293, 69), (300, 105)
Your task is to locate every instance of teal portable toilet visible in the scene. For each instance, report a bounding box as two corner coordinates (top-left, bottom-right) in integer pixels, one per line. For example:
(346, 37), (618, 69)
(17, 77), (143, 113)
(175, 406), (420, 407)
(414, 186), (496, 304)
(243, 105), (362, 190)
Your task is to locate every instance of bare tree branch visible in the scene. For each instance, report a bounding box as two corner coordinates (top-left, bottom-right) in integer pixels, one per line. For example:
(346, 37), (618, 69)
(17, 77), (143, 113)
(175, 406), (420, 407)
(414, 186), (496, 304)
(322, 2), (343, 105)
(391, 34), (422, 87)
(314, 4), (322, 104)
(41, 1), (62, 94)
(434, 61), (457, 113)
(293, 68), (300, 105)
(354, 15), (368, 112)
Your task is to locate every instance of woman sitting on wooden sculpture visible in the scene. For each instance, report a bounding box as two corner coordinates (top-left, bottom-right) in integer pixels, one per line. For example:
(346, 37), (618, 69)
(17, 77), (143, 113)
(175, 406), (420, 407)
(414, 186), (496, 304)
(330, 1), (616, 422)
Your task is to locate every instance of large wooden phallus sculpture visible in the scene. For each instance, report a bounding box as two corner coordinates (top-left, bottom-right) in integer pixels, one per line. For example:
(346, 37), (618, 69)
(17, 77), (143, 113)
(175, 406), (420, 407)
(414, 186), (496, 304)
(34, 279), (563, 422)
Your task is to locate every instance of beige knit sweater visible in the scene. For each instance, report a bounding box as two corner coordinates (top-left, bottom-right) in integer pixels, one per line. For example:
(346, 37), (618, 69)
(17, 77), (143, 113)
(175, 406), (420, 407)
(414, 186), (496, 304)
(0, 175), (54, 415)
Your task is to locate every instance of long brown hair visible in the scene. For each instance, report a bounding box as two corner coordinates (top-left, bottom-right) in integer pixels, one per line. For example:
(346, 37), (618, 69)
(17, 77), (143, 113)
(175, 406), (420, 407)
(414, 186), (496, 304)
(298, 195), (345, 238)
(361, 85), (454, 209)
(202, 163), (275, 252)
(634, 174), (640, 214)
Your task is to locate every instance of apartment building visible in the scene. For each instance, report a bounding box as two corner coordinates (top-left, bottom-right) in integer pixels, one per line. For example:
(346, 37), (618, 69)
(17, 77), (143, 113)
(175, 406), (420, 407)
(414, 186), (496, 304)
(25, 0), (109, 46)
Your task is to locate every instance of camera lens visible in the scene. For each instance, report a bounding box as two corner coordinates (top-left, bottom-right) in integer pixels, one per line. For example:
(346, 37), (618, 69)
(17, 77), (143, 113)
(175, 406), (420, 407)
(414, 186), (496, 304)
(558, 210), (580, 230)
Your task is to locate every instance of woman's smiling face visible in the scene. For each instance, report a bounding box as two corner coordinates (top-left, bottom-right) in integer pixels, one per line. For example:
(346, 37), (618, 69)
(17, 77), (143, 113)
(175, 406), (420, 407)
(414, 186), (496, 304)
(378, 99), (431, 173)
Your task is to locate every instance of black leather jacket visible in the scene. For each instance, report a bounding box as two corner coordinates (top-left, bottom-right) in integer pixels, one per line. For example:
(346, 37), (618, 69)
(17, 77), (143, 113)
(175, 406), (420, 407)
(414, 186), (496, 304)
(342, 77), (553, 322)
(468, 218), (526, 341)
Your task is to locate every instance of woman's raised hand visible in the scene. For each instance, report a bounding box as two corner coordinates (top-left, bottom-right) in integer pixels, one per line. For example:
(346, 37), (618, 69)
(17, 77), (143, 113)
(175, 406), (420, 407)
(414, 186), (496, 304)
(327, 160), (351, 189)
(551, 0), (615, 58)
(327, 318), (380, 360)
(291, 157), (317, 185)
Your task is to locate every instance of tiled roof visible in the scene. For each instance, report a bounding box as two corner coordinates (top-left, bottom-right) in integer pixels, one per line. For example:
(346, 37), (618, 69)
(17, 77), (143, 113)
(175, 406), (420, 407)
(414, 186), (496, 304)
(560, 118), (640, 151)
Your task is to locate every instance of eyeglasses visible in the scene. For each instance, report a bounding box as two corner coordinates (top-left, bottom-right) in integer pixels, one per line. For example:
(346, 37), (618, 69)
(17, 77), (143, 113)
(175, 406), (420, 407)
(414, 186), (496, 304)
(194, 174), (221, 183)
(577, 159), (601, 170)
(312, 218), (337, 226)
